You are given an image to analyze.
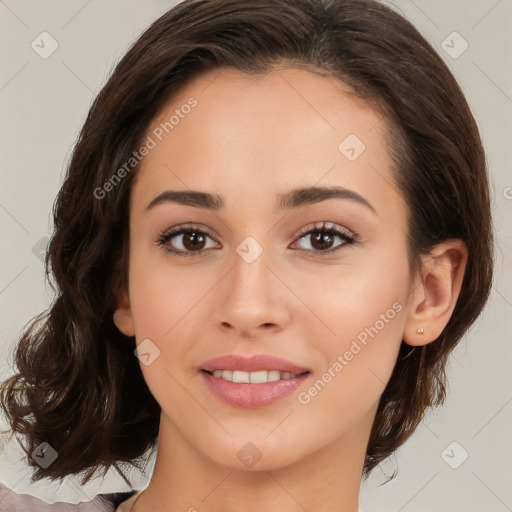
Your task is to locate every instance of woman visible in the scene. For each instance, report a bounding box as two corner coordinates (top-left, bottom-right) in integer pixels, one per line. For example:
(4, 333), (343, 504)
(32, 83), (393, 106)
(0, 0), (494, 510)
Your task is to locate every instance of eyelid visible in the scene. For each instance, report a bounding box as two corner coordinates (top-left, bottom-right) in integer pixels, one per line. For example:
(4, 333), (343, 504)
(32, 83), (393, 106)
(159, 222), (218, 241)
(289, 221), (358, 255)
(294, 221), (354, 239)
(158, 223), (220, 251)
(156, 221), (358, 257)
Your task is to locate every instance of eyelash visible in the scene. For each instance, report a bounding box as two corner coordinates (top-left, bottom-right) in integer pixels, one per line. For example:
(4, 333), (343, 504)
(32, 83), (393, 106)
(155, 222), (359, 258)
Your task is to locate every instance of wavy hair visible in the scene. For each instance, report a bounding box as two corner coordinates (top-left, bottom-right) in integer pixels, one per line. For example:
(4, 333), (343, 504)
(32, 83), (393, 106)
(1, 0), (493, 485)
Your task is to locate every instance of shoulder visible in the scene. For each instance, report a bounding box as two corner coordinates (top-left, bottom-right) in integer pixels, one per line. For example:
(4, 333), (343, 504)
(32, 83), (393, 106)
(0, 482), (137, 512)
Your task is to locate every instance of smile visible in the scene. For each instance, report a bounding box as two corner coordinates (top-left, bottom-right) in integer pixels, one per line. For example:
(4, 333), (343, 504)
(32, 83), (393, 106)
(204, 369), (305, 383)
(198, 353), (312, 408)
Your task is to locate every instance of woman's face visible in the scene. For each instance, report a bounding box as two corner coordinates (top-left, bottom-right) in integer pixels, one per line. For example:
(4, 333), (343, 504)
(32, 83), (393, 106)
(116, 67), (417, 472)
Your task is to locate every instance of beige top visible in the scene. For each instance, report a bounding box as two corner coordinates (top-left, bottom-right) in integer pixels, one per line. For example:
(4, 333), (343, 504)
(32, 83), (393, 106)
(0, 483), (363, 511)
(0, 482), (126, 511)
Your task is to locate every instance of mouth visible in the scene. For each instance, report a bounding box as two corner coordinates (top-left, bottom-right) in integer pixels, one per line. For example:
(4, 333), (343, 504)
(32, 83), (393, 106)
(198, 353), (312, 408)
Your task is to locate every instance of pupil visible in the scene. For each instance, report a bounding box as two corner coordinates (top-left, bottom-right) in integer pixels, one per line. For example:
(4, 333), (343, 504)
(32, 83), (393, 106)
(313, 231), (332, 250)
(185, 232), (204, 250)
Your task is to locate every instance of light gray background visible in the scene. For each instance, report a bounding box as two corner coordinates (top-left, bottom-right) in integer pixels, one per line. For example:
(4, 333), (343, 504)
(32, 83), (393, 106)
(0, 1), (511, 511)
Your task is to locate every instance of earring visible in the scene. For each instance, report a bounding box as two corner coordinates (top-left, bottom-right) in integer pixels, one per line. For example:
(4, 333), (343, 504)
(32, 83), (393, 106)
(417, 327), (424, 334)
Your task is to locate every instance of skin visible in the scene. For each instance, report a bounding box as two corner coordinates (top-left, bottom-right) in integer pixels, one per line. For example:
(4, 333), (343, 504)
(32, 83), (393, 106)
(113, 67), (467, 512)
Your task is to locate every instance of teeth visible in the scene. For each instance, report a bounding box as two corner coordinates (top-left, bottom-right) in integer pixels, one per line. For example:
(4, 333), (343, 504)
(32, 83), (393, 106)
(233, 370), (250, 383)
(247, 370), (268, 383)
(265, 370), (281, 383)
(210, 369), (299, 383)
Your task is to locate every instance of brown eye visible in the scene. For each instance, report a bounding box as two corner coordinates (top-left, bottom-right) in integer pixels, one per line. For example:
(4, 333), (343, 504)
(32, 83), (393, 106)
(308, 231), (336, 251)
(292, 222), (358, 256)
(181, 231), (207, 251)
(156, 226), (218, 257)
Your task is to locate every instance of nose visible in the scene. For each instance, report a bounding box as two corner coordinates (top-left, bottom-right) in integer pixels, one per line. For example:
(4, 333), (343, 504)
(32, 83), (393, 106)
(211, 245), (292, 339)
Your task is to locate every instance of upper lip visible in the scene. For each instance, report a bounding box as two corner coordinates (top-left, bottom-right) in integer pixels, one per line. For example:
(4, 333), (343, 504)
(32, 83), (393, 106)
(200, 354), (310, 374)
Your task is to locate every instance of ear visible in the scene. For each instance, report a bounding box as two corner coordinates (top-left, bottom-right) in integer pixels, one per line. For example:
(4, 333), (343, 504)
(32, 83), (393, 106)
(113, 289), (135, 337)
(403, 239), (468, 346)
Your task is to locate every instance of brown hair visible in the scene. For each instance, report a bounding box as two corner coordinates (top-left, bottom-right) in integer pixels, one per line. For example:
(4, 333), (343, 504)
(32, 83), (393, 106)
(0, 0), (493, 486)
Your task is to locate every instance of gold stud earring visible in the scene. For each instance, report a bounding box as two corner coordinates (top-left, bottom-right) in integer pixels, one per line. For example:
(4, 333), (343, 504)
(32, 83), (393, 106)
(417, 327), (424, 334)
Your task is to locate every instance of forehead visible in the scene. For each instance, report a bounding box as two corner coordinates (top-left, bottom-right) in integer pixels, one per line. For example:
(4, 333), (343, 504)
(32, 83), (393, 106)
(131, 66), (403, 222)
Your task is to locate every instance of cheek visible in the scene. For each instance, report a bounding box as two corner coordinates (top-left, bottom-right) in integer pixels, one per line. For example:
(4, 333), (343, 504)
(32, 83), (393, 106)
(293, 250), (409, 344)
(127, 252), (223, 406)
(294, 289), (406, 443)
(128, 247), (211, 339)
(126, 258), (199, 413)
(293, 253), (409, 404)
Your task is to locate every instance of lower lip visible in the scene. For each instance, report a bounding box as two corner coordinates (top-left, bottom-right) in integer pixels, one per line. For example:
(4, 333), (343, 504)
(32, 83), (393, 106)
(200, 370), (310, 408)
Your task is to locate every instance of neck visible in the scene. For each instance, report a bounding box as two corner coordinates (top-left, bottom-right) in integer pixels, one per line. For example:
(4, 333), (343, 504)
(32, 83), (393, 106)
(134, 411), (373, 512)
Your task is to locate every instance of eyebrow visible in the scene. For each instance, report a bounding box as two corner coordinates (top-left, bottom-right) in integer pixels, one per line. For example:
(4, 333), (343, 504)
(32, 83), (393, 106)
(145, 185), (377, 215)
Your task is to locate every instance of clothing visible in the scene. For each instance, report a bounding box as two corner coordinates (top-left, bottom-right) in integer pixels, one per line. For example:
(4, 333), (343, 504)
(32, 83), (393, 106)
(0, 483), (137, 511)
(0, 483), (364, 511)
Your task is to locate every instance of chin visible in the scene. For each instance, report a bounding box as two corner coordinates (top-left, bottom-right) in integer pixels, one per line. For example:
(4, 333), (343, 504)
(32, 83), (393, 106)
(194, 431), (313, 473)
